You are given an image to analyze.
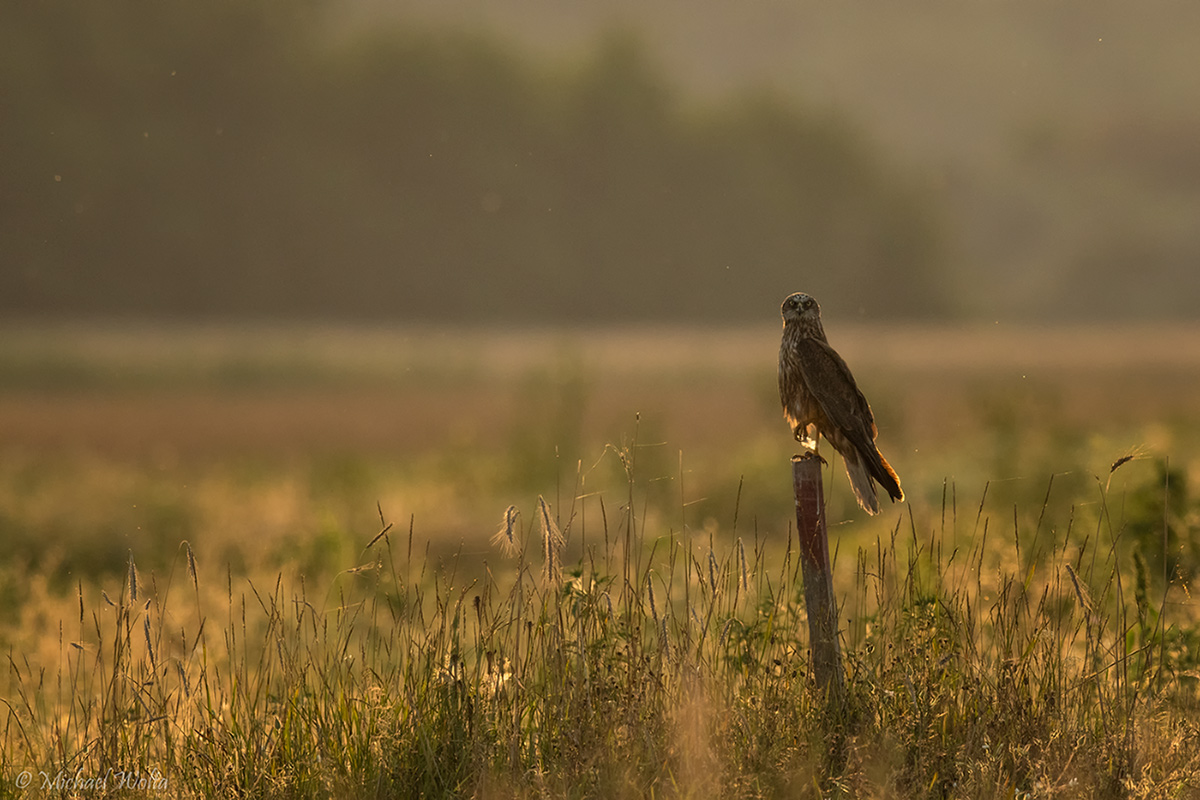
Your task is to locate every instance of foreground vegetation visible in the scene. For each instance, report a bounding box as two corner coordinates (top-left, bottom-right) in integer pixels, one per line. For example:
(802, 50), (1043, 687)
(3, 451), (1199, 798)
(2, 325), (1200, 797)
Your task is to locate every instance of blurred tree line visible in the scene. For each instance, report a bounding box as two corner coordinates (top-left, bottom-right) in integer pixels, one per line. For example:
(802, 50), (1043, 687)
(1, 1), (947, 323)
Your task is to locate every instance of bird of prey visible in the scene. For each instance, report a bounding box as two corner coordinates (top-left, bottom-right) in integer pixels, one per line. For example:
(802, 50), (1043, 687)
(778, 292), (903, 515)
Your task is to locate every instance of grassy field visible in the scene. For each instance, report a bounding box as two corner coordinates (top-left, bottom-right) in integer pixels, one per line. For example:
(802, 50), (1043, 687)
(2, 323), (1199, 798)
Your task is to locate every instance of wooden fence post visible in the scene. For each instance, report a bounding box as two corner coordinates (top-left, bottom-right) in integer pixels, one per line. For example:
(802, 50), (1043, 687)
(792, 453), (845, 701)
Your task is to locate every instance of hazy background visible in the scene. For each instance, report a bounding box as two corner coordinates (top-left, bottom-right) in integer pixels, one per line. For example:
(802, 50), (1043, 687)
(5, 0), (1199, 324)
(5, 2), (1200, 717)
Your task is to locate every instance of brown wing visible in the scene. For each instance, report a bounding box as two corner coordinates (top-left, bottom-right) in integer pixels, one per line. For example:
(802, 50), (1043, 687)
(792, 336), (904, 505)
(789, 336), (878, 454)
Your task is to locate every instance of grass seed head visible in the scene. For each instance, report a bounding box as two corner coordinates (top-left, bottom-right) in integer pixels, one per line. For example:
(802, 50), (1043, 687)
(128, 552), (139, 605)
(143, 615), (156, 667)
(737, 537), (748, 592)
(538, 495), (563, 584)
(493, 505), (520, 557)
(185, 540), (198, 585)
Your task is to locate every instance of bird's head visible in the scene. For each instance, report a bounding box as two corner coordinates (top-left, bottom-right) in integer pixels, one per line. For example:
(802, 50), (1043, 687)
(781, 292), (821, 324)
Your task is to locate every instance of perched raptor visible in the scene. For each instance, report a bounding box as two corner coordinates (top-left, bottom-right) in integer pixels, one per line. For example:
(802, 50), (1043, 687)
(778, 292), (903, 515)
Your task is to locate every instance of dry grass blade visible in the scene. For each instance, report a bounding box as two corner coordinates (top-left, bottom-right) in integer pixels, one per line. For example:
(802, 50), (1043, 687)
(1066, 562), (1096, 618)
(538, 495), (563, 585)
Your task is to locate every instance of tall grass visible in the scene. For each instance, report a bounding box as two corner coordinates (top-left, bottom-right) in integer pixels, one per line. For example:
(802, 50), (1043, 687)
(3, 451), (1199, 799)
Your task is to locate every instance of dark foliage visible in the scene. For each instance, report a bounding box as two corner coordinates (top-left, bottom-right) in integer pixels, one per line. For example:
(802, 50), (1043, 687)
(1, 2), (947, 323)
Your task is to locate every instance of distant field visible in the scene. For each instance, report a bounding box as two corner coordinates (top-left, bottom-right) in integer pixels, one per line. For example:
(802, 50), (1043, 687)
(4, 321), (1200, 547)
(3, 323), (1199, 797)
(9, 320), (1200, 380)
(5, 321), (1200, 453)
(0, 320), (1196, 594)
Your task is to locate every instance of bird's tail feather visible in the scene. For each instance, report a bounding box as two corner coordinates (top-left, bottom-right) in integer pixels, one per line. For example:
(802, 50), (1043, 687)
(868, 450), (904, 503)
(844, 448), (904, 516)
(844, 453), (882, 515)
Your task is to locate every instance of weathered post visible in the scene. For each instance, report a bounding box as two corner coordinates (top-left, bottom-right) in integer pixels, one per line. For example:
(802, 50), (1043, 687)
(792, 453), (845, 700)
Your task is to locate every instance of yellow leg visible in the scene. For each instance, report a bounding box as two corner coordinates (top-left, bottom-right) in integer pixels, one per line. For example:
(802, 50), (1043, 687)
(793, 425), (827, 464)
